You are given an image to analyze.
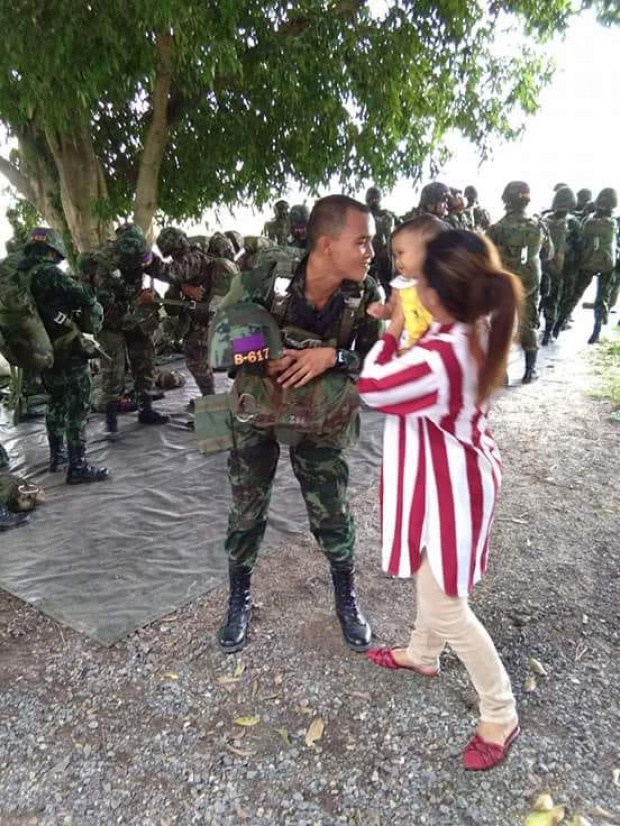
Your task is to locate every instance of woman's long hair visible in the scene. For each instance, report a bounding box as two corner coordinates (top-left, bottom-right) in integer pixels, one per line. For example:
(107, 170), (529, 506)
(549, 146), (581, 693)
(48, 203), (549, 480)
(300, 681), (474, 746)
(423, 230), (524, 402)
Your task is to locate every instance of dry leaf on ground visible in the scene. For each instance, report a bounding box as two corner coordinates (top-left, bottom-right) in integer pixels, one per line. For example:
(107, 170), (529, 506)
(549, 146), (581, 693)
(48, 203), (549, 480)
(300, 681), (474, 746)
(305, 717), (325, 747)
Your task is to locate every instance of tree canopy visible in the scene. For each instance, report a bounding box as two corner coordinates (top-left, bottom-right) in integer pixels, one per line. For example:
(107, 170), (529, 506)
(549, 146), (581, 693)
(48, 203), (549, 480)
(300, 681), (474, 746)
(0, 0), (603, 251)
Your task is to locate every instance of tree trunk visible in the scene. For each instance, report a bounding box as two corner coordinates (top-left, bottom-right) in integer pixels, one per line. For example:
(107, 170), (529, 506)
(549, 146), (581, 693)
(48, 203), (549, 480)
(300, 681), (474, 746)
(133, 32), (174, 239)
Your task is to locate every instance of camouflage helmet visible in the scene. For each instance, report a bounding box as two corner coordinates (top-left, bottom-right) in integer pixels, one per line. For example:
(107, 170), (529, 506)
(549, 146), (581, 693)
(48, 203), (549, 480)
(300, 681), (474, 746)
(289, 204), (310, 227)
(115, 221), (137, 237)
(365, 186), (382, 205)
(552, 186), (577, 212)
(113, 227), (153, 269)
(553, 182), (569, 192)
(502, 181), (530, 207)
(274, 200), (290, 219)
(157, 226), (189, 257)
(209, 302), (283, 371)
(595, 188), (618, 212)
(576, 188), (592, 205)
(464, 185), (478, 201)
(419, 182), (450, 210)
(225, 230), (244, 255)
(24, 227), (67, 259)
(208, 232), (235, 260)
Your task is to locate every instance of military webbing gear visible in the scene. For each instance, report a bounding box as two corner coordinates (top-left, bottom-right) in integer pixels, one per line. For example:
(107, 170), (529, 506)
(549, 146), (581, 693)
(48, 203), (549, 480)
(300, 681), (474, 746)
(581, 213), (617, 274)
(209, 302), (284, 371)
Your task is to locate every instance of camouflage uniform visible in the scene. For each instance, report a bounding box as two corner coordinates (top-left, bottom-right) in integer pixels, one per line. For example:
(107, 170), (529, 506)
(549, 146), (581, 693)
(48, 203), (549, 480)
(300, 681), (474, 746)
(464, 186), (491, 233)
(487, 181), (551, 382)
(263, 200), (290, 246)
(23, 229), (108, 482)
(366, 187), (396, 296)
(156, 227), (238, 396)
(219, 258), (380, 574)
(541, 187), (583, 343)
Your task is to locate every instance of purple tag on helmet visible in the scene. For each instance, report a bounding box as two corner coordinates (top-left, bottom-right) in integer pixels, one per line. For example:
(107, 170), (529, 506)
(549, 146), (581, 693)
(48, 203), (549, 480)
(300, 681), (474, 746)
(233, 332), (267, 354)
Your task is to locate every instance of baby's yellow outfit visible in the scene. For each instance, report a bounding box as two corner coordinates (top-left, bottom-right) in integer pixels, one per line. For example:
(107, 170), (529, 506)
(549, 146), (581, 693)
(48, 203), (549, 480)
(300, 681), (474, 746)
(391, 275), (432, 351)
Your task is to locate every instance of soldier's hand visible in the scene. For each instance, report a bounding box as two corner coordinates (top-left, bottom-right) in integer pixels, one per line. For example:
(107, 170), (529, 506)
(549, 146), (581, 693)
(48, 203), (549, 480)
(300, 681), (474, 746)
(277, 347), (337, 388)
(137, 289), (156, 306)
(265, 355), (294, 378)
(181, 284), (205, 302)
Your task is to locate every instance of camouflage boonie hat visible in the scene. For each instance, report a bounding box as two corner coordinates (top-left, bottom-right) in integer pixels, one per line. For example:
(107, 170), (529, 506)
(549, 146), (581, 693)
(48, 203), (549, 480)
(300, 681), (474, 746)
(552, 186), (577, 212)
(157, 227), (189, 257)
(209, 302), (283, 370)
(24, 227), (67, 259)
(114, 227), (152, 269)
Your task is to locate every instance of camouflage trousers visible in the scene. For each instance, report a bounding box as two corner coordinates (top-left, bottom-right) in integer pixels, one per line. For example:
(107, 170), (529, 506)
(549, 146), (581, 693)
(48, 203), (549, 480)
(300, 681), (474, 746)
(98, 328), (156, 404)
(42, 362), (91, 449)
(563, 268), (616, 326)
(518, 285), (540, 352)
(542, 267), (572, 328)
(184, 326), (214, 396)
(0, 442), (8, 469)
(225, 422), (355, 573)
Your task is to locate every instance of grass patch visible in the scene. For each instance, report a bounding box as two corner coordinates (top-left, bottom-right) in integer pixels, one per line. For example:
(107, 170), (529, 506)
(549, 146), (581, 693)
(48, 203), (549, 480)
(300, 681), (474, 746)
(588, 327), (620, 409)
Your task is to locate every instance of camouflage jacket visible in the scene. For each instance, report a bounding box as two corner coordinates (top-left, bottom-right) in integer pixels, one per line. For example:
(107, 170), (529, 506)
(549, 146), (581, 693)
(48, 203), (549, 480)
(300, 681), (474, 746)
(487, 211), (552, 292)
(220, 256), (381, 377)
(370, 208), (396, 250)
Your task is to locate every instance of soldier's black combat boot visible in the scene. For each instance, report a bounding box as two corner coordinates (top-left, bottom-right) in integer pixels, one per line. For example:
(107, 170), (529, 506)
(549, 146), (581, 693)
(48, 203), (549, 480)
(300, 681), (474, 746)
(105, 400), (119, 435)
(541, 324), (553, 346)
(48, 433), (69, 472)
(0, 504), (29, 531)
(588, 312), (602, 344)
(522, 350), (539, 384)
(66, 446), (109, 485)
(218, 568), (252, 652)
(137, 392), (169, 425)
(331, 566), (372, 652)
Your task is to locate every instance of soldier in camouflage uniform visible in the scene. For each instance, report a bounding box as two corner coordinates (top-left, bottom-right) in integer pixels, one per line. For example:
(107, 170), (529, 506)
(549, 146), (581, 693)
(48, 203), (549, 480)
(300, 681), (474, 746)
(213, 195), (381, 654)
(156, 227), (238, 402)
(464, 186), (491, 232)
(559, 188), (618, 344)
(263, 200), (291, 246)
(83, 227), (170, 435)
(365, 186), (396, 297)
(575, 188), (595, 220)
(22, 229), (108, 483)
(207, 232), (236, 262)
(446, 189), (473, 230)
(487, 182), (552, 383)
(401, 182), (450, 223)
(288, 204), (310, 249)
(541, 187), (583, 343)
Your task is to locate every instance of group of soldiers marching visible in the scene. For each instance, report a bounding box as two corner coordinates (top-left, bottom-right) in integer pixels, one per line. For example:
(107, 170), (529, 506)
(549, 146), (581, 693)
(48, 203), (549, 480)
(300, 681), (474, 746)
(1, 179), (618, 531)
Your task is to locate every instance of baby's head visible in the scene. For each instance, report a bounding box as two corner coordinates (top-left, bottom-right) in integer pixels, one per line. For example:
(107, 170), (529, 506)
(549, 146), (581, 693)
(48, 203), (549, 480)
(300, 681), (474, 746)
(390, 215), (446, 280)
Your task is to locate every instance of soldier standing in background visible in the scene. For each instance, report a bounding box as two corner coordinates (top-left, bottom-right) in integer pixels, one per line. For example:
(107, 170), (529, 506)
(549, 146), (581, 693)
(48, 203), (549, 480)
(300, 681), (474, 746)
(365, 185), (396, 297)
(263, 200), (291, 246)
(155, 227), (238, 403)
(288, 204), (310, 249)
(575, 188), (596, 220)
(487, 182), (551, 383)
(22, 229), (109, 483)
(464, 186), (491, 232)
(541, 187), (582, 344)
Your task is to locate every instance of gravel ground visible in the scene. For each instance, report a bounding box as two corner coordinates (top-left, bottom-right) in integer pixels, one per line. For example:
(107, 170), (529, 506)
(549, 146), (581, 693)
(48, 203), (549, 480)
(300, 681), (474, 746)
(1, 337), (619, 826)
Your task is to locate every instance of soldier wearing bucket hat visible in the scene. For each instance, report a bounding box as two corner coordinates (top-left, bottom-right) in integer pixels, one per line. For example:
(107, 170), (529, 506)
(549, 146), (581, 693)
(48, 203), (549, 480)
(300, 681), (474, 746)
(208, 194), (381, 655)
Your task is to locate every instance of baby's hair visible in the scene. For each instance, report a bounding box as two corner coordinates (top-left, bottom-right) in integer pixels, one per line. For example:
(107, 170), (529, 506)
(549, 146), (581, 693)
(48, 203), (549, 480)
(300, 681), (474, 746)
(391, 214), (447, 242)
(423, 230), (524, 402)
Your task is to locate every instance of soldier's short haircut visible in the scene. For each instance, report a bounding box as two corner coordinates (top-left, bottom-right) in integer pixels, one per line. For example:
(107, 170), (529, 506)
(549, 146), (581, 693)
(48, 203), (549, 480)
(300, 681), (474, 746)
(306, 195), (370, 251)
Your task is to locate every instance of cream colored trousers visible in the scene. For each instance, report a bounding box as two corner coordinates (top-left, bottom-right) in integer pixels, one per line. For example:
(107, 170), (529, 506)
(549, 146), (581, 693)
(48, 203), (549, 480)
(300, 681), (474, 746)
(406, 556), (517, 726)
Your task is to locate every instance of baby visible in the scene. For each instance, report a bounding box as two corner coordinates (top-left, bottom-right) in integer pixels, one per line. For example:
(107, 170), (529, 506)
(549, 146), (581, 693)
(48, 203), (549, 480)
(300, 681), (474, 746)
(368, 214), (446, 351)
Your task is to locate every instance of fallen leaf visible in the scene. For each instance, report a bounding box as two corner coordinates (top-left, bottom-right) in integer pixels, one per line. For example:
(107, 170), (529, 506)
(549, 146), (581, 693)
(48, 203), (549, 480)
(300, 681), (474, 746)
(234, 662), (246, 678)
(274, 673), (283, 686)
(225, 744), (256, 758)
(305, 717), (325, 747)
(528, 658), (548, 677)
(349, 690), (372, 701)
(575, 643), (588, 662)
(274, 727), (291, 747)
(524, 807), (565, 826)
(613, 768), (620, 787)
(533, 794), (555, 812)
(162, 672), (179, 681)
(233, 716), (260, 727)
(524, 675), (537, 692)
(251, 681), (259, 699)
(217, 676), (240, 685)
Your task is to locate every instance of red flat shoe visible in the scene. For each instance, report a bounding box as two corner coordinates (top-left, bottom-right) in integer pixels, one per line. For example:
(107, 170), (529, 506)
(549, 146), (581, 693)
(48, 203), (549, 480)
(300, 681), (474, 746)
(462, 724), (520, 771)
(365, 647), (439, 677)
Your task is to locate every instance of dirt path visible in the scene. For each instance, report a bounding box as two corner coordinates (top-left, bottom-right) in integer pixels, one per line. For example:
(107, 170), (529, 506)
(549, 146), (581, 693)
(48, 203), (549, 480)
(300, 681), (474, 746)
(1, 331), (619, 826)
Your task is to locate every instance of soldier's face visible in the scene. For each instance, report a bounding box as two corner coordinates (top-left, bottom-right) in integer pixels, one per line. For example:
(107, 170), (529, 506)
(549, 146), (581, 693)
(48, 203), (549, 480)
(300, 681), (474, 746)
(327, 209), (375, 282)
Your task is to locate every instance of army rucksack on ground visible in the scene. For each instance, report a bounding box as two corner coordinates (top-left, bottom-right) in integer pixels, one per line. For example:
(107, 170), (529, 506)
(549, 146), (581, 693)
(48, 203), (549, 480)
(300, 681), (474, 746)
(0, 254), (54, 371)
(580, 213), (617, 274)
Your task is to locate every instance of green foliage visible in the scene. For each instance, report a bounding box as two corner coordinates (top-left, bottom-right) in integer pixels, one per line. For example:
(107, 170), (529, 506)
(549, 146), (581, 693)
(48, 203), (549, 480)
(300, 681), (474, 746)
(0, 0), (589, 229)
(4, 197), (41, 252)
(589, 330), (620, 409)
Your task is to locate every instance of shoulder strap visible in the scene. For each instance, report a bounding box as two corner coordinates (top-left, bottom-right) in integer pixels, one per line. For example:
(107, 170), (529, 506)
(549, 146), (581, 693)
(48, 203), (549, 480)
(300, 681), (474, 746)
(268, 259), (297, 325)
(337, 282), (365, 349)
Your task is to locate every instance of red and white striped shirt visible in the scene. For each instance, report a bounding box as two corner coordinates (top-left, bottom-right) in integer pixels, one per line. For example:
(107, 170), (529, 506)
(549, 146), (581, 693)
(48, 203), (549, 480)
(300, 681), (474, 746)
(357, 322), (502, 597)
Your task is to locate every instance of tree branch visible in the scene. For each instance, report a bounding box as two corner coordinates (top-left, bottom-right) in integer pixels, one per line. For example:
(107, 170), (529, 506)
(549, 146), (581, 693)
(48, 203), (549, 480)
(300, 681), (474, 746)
(0, 154), (37, 203)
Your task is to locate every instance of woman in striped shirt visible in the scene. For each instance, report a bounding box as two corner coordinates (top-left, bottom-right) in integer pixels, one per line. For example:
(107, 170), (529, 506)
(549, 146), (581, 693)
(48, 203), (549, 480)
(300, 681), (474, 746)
(358, 229), (523, 771)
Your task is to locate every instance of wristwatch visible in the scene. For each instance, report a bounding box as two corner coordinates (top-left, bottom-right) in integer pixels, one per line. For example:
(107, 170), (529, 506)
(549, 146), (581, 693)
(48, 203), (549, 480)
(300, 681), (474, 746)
(335, 349), (348, 370)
